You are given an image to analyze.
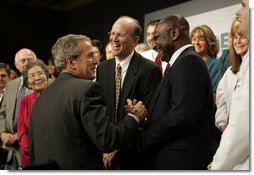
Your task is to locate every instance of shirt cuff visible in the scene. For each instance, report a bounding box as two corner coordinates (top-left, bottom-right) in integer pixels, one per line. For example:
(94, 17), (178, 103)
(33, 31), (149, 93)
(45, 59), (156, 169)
(218, 122), (227, 128)
(127, 113), (140, 124)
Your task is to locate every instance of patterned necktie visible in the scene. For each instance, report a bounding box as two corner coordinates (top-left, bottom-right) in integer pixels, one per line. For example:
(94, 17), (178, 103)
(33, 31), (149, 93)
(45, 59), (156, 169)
(155, 54), (162, 71)
(115, 63), (122, 122)
(13, 84), (26, 132)
(164, 63), (170, 75)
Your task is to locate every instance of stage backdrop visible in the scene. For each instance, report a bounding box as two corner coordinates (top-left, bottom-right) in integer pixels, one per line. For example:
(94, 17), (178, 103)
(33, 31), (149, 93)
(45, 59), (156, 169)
(144, 0), (240, 56)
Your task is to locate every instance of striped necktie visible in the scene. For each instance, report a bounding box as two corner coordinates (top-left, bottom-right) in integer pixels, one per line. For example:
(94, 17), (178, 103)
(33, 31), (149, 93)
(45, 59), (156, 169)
(13, 84), (26, 132)
(115, 63), (122, 123)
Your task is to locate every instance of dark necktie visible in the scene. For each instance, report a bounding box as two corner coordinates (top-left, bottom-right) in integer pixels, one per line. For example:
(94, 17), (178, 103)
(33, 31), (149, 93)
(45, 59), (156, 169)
(115, 63), (122, 123)
(164, 63), (170, 75)
(13, 84), (26, 132)
(155, 54), (162, 71)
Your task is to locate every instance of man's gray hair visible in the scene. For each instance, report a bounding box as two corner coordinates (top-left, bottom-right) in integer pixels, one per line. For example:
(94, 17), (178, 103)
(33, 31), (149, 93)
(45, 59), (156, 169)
(51, 34), (91, 73)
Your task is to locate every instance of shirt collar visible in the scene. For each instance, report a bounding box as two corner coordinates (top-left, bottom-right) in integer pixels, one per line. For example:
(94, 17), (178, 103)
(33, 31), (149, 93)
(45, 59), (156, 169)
(242, 49), (249, 61)
(169, 44), (193, 66)
(115, 51), (134, 73)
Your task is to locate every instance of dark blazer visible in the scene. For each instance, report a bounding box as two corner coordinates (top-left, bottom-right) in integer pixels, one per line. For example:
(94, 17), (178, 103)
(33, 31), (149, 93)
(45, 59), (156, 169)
(144, 46), (218, 170)
(29, 72), (140, 170)
(96, 51), (162, 169)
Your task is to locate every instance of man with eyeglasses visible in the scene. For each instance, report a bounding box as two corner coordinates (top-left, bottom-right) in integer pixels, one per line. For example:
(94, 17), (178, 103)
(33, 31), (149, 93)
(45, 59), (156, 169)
(96, 16), (162, 170)
(141, 14), (217, 170)
(0, 48), (37, 169)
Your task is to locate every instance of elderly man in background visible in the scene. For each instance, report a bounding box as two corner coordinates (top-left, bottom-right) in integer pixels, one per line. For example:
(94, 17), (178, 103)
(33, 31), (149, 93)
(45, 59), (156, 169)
(0, 48), (37, 169)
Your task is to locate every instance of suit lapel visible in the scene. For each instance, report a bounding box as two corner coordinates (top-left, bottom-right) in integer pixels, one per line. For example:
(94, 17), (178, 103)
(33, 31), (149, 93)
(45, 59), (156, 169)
(147, 74), (168, 123)
(6, 77), (21, 129)
(147, 46), (194, 123)
(108, 60), (117, 114)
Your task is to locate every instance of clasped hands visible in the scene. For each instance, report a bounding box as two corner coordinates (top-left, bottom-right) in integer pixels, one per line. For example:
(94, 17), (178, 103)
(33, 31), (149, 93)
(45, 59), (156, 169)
(0, 132), (18, 146)
(103, 99), (147, 169)
(125, 99), (147, 121)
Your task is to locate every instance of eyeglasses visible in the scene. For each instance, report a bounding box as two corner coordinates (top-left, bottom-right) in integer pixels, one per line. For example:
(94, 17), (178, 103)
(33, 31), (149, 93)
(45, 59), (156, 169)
(108, 32), (126, 38)
(153, 27), (174, 42)
(28, 71), (45, 81)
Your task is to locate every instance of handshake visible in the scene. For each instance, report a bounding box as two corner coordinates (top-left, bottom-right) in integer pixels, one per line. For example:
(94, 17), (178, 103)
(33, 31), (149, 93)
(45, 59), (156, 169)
(125, 99), (147, 121)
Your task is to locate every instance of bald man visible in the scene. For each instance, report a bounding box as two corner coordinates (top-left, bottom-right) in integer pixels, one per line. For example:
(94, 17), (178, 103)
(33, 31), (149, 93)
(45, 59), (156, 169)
(0, 48), (37, 169)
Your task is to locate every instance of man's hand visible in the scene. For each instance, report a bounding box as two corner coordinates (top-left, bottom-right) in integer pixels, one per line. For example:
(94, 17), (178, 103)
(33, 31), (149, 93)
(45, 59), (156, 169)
(125, 99), (147, 121)
(103, 150), (118, 169)
(207, 162), (212, 170)
(219, 125), (227, 133)
(0, 132), (18, 145)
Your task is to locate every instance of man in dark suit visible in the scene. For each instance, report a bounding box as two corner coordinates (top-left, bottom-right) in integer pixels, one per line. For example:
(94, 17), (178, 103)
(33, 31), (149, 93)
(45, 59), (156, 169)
(96, 16), (162, 169)
(28, 34), (147, 170)
(141, 14), (218, 169)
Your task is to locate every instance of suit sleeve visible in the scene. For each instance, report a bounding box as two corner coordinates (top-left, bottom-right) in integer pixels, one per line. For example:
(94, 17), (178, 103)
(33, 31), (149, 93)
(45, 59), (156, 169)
(144, 56), (210, 150)
(80, 82), (139, 153)
(0, 89), (8, 134)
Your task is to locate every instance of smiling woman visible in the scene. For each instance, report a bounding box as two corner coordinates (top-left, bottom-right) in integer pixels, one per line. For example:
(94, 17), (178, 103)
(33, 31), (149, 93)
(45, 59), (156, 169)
(17, 59), (49, 168)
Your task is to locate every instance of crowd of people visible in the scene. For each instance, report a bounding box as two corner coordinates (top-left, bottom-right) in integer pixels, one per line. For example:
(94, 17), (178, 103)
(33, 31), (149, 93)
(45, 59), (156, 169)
(0, 0), (249, 170)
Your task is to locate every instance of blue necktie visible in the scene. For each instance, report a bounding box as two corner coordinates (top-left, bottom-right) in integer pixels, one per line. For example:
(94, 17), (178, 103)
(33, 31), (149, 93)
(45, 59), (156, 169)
(13, 84), (26, 132)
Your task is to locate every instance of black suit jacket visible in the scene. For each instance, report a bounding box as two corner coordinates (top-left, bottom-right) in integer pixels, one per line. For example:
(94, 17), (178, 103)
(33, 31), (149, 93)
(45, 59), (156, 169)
(144, 46), (218, 170)
(96, 51), (162, 123)
(29, 72), (140, 170)
(96, 51), (162, 169)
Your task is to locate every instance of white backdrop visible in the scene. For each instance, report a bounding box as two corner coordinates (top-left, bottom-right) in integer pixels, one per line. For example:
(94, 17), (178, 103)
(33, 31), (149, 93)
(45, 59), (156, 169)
(144, 0), (240, 56)
(186, 4), (239, 54)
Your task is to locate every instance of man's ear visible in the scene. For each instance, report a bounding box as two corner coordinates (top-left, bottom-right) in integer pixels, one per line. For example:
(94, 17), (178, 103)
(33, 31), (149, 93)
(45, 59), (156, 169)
(133, 36), (140, 46)
(66, 57), (76, 69)
(172, 27), (180, 41)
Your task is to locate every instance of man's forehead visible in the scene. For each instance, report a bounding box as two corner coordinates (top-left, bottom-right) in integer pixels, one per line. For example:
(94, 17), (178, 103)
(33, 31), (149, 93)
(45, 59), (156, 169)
(0, 68), (7, 73)
(155, 22), (167, 32)
(16, 52), (35, 60)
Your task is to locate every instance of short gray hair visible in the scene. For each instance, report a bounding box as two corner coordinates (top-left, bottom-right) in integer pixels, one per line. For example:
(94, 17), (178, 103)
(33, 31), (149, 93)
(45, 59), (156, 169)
(51, 34), (91, 73)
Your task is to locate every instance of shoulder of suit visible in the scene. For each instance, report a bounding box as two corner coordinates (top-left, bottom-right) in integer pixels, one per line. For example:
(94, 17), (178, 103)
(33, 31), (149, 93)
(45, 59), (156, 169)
(136, 53), (158, 67)
(97, 58), (115, 68)
(6, 76), (21, 87)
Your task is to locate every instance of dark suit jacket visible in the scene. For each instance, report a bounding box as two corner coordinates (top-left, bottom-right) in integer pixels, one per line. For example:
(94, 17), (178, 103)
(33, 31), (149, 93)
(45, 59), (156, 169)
(29, 72), (140, 170)
(144, 46), (218, 170)
(96, 51), (162, 169)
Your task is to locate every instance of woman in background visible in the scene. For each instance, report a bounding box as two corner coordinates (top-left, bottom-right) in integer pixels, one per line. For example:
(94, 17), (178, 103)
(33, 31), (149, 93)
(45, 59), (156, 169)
(17, 59), (49, 168)
(215, 19), (249, 133)
(47, 57), (58, 81)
